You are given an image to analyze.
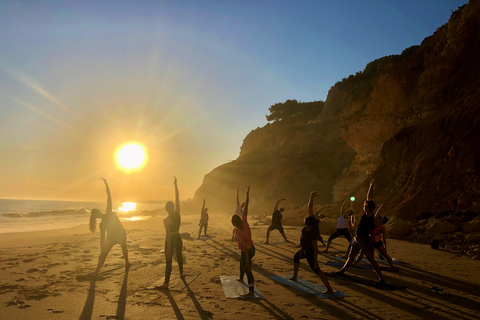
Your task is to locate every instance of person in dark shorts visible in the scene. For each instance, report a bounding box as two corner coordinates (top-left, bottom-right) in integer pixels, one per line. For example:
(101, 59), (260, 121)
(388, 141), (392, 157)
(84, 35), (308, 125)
(198, 199), (209, 239)
(265, 198), (289, 244)
(323, 198), (355, 253)
(290, 191), (334, 294)
(334, 179), (386, 286)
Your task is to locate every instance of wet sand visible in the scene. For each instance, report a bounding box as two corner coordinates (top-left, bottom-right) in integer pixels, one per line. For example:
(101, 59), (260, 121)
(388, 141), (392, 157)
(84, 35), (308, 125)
(1, 213), (479, 319)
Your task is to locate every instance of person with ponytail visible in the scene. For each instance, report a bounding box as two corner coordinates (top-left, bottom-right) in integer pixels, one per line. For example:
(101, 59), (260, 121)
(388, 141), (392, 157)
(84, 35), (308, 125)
(231, 185), (256, 297)
(158, 176), (184, 290)
(89, 178), (130, 277)
(290, 191), (334, 294)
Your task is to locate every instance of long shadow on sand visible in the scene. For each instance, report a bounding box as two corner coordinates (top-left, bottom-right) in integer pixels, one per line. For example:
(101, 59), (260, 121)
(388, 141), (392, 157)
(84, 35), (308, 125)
(182, 279), (212, 320)
(159, 290), (185, 320)
(79, 279), (96, 320)
(115, 268), (129, 319)
(205, 238), (355, 319)
(206, 238), (474, 320)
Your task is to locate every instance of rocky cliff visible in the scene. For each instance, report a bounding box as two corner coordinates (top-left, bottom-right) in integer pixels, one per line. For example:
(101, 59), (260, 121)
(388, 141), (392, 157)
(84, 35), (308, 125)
(192, 1), (480, 253)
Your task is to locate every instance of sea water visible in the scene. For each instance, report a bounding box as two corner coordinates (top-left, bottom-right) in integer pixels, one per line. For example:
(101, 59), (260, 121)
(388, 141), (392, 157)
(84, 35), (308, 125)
(0, 199), (164, 234)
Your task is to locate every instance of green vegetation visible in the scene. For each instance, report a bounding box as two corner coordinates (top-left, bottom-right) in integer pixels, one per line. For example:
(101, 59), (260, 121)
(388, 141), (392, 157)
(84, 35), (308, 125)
(265, 99), (325, 123)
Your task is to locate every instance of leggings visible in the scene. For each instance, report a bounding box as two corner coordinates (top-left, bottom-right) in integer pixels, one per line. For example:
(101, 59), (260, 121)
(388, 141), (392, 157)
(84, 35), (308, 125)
(240, 245), (255, 287)
(165, 234), (183, 283)
(293, 249), (318, 274)
(328, 228), (352, 243)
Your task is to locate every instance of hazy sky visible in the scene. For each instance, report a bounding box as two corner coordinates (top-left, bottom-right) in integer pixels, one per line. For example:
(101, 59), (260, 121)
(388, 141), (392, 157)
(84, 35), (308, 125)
(0, 0), (466, 202)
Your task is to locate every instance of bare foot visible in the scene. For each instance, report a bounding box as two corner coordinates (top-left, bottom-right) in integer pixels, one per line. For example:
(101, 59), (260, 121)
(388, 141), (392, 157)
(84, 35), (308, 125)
(240, 291), (255, 298)
(125, 262), (132, 269)
(236, 278), (244, 283)
(265, 241), (269, 244)
(323, 249), (328, 253)
(289, 276), (297, 281)
(180, 274), (185, 279)
(323, 289), (334, 295)
(157, 283), (169, 290)
(87, 272), (98, 278)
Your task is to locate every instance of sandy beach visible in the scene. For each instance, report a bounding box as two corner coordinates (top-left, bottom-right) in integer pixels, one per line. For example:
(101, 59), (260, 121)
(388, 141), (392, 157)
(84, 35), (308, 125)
(1, 213), (479, 320)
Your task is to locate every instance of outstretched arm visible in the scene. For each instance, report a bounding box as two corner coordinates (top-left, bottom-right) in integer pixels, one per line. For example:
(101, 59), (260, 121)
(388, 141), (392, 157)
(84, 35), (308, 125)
(236, 188), (240, 206)
(101, 178), (112, 214)
(243, 185), (250, 218)
(273, 198), (285, 212)
(314, 205), (331, 219)
(367, 179), (374, 201)
(202, 199), (205, 214)
(340, 198), (348, 215)
(375, 202), (384, 219)
(174, 176), (180, 215)
(308, 191), (317, 216)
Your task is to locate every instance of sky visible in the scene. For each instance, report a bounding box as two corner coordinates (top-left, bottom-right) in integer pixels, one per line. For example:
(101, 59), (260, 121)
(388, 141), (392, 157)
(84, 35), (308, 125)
(0, 0), (467, 202)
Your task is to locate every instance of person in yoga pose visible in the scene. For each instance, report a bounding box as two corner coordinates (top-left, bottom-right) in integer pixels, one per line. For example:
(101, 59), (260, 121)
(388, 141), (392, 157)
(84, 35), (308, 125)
(334, 179), (387, 286)
(265, 198), (289, 244)
(353, 203), (396, 271)
(231, 186), (256, 297)
(323, 198), (355, 253)
(290, 191), (334, 294)
(198, 199), (209, 239)
(158, 176), (184, 289)
(232, 188), (245, 241)
(89, 178), (130, 276)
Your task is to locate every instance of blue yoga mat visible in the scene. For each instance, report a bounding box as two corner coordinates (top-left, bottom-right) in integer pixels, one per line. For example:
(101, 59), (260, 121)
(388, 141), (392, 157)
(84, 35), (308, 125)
(333, 255), (400, 265)
(220, 276), (264, 299)
(269, 275), (347, 298)
(326, 261), (393, 271)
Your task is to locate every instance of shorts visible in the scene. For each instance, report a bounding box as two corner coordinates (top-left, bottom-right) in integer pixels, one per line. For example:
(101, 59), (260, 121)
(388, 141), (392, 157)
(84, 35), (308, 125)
(374, 240), (384, 249)
(351, 236), (374, 254)
(269, 224), (285, 234)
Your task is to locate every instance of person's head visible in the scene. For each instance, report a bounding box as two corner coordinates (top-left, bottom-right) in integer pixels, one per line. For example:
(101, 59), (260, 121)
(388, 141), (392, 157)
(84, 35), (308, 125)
(304, 215), (318, 230)
(279, 207), (285, 213)
(89, 209), (103, 233)
(378, 216), (388, 225)
(363, 200), (375, 213)
(345, 209), (353, 217)
(165, 201), (175, 215)
(204, 208), (208, 213)
(231, 214), (243, 230)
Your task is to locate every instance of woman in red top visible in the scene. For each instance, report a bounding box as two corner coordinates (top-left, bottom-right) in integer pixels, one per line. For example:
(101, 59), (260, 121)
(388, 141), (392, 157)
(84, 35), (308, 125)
(231, 185), (255, 297)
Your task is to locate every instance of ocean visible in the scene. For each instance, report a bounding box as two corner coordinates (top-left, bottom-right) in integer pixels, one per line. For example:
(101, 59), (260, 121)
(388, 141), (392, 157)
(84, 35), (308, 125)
(0, 199), (164, 234)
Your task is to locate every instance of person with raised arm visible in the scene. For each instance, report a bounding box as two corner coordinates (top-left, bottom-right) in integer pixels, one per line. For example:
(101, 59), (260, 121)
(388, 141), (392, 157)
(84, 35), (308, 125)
(198, 199), (209, 239)
(89, 178), (130, 277)
(158, 176), (184, 290)
(265, 198), (289, 244)
(353, 203), (396, 270)
(232, 188), (245, 241)
(290, 192), (334, 294)
(334, 179), (387, 286)
(231, 185), (256, 297)
(323, 198), (355, 253)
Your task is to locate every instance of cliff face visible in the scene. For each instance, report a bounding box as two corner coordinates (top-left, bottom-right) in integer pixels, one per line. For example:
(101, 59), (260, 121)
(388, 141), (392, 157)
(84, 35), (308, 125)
(193, 1), (480, 249)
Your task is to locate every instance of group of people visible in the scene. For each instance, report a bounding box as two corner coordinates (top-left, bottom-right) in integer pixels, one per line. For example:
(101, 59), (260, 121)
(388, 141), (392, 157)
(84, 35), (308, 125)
(87, 177), (395, 296)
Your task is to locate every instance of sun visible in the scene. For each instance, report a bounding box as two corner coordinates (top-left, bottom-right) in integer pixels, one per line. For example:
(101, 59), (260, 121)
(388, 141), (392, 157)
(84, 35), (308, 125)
(115, 142), (147, 172)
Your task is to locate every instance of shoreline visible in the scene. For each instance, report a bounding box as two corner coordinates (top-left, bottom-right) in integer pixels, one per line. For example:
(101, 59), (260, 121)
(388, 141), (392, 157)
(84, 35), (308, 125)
(1, 213), (479, 319)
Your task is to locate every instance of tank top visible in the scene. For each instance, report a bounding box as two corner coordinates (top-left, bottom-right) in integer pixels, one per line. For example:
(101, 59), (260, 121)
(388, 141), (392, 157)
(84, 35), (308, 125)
(337, 215), (350, 229)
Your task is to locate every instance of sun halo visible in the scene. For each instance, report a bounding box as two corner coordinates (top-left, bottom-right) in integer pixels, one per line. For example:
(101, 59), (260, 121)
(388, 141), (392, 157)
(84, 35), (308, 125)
(115, 142), (147, 172)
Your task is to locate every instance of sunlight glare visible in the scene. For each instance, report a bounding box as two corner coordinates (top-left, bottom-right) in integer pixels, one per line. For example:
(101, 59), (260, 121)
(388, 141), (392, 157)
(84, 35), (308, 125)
(118, 202), (137, 212)
(115, 143), (147, 172)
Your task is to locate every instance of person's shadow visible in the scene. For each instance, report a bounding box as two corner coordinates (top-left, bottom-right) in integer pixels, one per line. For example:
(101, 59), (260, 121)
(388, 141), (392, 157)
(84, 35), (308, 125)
(78, 269), (129, 320)
(115, 268), (129, 319)
(79, 279), (96, 320)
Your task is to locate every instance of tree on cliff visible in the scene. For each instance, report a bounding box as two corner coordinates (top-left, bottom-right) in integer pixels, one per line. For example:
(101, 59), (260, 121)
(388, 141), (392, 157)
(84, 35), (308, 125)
(266, 99), (324, 123)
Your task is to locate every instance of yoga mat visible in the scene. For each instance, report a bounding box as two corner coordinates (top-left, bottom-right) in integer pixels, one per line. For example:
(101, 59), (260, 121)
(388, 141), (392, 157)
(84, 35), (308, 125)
(146, 272), (201, 291)
(333, 255), (401, 265)
(220, 276), (264, 299)
(269, 275), (347, 298)
(326, 261), (395, 271)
